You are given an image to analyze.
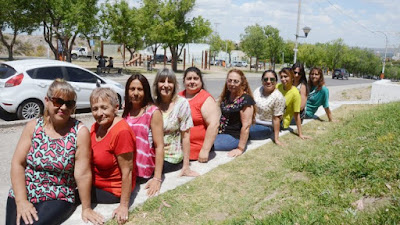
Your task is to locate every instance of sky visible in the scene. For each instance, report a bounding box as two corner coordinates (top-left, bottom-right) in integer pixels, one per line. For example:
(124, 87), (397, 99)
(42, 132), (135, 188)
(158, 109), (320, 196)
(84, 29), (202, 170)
(185, 0), (400, 49)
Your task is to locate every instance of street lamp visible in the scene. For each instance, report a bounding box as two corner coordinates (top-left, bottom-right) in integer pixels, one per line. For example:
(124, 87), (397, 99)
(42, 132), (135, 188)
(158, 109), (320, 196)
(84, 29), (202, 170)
(293, 0), (311, 63)
(374, 31), (388, 76)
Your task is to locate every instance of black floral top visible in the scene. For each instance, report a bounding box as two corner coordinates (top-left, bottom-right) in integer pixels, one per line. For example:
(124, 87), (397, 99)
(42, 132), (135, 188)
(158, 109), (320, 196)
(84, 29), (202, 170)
(219, 94), (255, 139)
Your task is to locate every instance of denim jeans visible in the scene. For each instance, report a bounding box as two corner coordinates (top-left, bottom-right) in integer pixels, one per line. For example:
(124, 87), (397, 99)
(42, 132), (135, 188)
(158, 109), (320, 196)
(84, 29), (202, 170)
(249, 124), (273, 140)
(6, 197), (75, 225)
(214, 134), (240, 151)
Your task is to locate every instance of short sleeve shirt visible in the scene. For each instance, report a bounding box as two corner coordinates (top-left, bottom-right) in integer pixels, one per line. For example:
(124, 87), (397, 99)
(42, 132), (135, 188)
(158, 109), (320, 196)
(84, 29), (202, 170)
(163, 96), (193, 164)
(253, 87), (286, 124)
(306, 86), (330, 118)
(219, 94), (255, 139)
(91, 119), (136, 197)
(277, 84), (301, 128)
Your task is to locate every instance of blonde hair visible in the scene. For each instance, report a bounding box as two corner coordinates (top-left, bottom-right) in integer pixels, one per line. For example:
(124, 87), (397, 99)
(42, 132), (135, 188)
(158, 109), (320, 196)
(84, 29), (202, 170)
(90, 87), (119, 108)
(44, 79), (76, 125)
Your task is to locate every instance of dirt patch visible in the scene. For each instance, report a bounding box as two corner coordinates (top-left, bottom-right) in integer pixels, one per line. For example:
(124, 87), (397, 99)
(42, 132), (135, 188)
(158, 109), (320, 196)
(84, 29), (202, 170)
(352, 197), (391, 211)
(330, 85), (372, 101)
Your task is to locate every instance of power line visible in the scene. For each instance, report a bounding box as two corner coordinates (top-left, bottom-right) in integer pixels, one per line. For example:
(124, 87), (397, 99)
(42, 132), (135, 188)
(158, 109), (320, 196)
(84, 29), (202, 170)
(325, 0), (375, 34)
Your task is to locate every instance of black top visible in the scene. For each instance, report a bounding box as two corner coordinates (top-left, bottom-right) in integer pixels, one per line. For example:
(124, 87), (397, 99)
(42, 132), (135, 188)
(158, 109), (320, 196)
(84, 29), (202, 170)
(219, 94), (255, 139)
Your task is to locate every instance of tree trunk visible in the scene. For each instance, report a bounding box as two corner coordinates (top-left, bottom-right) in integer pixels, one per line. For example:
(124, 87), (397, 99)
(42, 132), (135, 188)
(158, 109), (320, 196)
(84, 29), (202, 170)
(255, 58), (259, 72)
(0, 30), (17, 60)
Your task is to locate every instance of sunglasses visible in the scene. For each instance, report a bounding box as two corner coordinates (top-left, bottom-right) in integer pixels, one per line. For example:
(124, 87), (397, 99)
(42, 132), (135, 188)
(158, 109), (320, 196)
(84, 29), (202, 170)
(294, 71), (300, 74)
(262, 77), (276, 83)
(48, 96), (76, 108)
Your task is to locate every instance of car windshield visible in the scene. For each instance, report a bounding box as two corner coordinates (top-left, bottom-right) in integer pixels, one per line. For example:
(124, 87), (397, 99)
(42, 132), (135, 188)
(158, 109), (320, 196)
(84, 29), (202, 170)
(0, 64), (17, 79)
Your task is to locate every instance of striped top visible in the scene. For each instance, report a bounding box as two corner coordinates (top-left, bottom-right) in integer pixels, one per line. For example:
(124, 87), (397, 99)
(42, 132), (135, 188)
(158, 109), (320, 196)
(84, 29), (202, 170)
(124, 105), (158, 178)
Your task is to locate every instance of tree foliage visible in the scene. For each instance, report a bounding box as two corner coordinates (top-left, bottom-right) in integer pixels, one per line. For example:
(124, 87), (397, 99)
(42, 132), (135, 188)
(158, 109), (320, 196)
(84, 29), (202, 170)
(0, 0), (39, 60)
(37, 0), (99, 62)
(208, 33), (224, 60)
(101, 0), (143, 60)
(264, 25), (283, 70)
(155, 0), (212, 71)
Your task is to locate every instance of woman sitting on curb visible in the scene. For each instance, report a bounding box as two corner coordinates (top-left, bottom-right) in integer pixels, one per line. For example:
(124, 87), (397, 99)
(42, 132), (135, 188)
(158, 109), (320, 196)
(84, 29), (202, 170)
(214, 69), (256, 157)
(249, 70), (286, 146)
(305, 67), (335, 122)
(123, 73), (164, 197)
(178, 67), (220, 163)
(90, 87), (136, 225)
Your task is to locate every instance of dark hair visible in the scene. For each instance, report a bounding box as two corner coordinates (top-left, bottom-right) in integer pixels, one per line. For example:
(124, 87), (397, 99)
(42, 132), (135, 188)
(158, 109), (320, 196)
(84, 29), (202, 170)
(279, 67), (295, 86)
(261, 69), (278, 81)
(183, 66), (205, 90)
(122, 73), (154, 118)
(153, 68), (178, 104)
(308, 67), (325, 91)
(292, 62), (309, 94)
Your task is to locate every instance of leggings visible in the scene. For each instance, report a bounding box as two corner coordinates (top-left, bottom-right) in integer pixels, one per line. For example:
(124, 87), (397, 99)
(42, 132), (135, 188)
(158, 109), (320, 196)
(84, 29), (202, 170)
(6, 197), (75, 225)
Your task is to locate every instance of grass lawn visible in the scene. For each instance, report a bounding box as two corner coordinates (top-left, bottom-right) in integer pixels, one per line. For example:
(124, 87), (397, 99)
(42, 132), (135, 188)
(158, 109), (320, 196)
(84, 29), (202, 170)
(118, 102), (400, 225)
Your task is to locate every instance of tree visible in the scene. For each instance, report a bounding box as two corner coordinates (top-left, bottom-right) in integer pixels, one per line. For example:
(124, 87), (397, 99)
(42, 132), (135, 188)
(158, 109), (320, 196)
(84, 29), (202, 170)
(140, 0), (163, 65)
(325, 38), (346, 70)
(298, 43), (326, 68)
(101, 0), (144, 61)
(37, 0), (99, 62)
(240, 24), (267, 72)
(264, 25), (283, 70)
(157, 0), (212, 71)
(224, 39), (236, 65)
(208, 33), (224, 61)
(0, 0), (39, 60)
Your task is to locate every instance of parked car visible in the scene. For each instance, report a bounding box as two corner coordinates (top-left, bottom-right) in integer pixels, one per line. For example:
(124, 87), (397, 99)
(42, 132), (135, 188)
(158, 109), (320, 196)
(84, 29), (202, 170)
(250, 63), (262, 69)
(231, 61), (238, 67)
(240, 61), (248, 67)
(236, 61), (243, 67)
(151, 54), (167, 63)
(0, 59), (125, 120)
(332, 68), (349, 80)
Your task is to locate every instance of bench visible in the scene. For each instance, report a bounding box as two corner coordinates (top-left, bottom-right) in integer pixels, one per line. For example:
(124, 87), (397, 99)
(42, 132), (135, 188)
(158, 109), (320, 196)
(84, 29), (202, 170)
(96, 67), (123, 75)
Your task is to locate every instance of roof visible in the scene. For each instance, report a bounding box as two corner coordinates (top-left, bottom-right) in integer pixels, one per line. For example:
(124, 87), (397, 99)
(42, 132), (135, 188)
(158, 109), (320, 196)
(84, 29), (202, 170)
(1, 59), (80, 72)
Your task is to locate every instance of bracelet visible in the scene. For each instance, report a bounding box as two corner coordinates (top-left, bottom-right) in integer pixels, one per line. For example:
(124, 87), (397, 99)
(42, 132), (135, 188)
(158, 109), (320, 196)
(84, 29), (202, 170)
(152, 177), (162, 183)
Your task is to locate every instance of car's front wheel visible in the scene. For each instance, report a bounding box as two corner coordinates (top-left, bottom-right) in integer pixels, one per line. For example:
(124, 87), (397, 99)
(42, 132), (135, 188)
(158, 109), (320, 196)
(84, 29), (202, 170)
(17, 100), (43, 120)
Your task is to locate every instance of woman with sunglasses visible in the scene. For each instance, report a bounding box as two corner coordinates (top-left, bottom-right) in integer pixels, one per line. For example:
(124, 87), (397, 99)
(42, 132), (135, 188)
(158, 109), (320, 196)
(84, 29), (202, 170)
(277, 68), (309, 139)
(153, 68), (198, 177)
(178, 67), (220, 163)
(7, 79), (104, 225)
(305, 67), (334, 121)
(249, 70), (286, 145)
(292, 62), (308, 120)
(214, 69), (256, 157)
(90, 87), (136, 225)
(123, 73), (164, 197)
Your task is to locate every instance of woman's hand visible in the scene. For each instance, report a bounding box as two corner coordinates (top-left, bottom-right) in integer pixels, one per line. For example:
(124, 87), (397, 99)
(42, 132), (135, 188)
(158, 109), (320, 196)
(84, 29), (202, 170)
(298, 134), (312, 140)
(228, 148), (243, 157)
(82, 208), (104, 225)
(145, 178), (162, 197)
(112, 205), (129, 225)
(274, 139), (286, 146)
(198, 148), (210, 163)
(180, 167), (200, 177)
(16, 200), (38, 225)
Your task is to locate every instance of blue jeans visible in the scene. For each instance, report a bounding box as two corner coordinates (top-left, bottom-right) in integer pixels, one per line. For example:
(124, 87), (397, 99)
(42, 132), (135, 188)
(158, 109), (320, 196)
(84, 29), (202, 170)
(214, 134), (240, 151)
(6, 197), (75, 225)
(249, 124), (273, 140)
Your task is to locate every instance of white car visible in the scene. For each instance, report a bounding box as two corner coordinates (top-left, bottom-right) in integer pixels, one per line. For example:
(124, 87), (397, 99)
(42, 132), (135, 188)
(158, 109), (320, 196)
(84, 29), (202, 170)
(0, 59), (125, 120)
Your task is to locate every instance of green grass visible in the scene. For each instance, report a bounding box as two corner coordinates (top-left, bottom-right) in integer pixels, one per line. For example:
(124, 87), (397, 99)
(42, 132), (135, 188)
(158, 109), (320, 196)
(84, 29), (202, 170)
(115, 102), (400, 225)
